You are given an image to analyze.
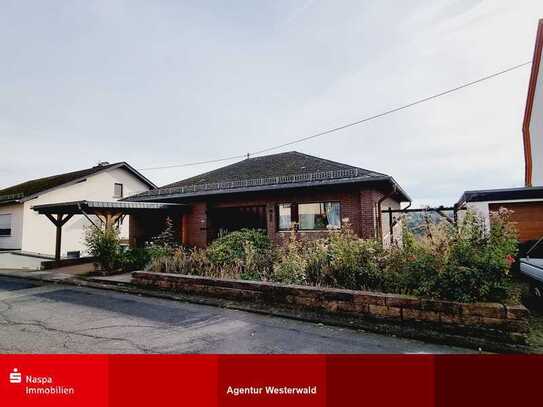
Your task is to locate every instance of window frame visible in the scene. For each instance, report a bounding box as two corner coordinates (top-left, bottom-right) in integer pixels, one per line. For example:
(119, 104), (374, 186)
(277, 203), (296, 231)
(276, 201), (341, 231)
(113, 183), (124, 198)
(0, 213), (12, 237)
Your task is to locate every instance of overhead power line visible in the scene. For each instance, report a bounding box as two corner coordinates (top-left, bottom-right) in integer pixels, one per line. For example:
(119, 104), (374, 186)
(138, 154), (247, 171)
(138, 60), (532, 171)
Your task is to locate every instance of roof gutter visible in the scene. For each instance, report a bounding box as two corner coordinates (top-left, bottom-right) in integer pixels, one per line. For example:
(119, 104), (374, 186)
(127, 175), (411, 203)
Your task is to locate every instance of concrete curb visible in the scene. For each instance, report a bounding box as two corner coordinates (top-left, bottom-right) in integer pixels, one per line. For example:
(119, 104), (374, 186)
(0, 270), (534, 354)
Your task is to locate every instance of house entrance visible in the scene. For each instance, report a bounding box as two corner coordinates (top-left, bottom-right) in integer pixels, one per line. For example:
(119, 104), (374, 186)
(209, 205), (267, 239)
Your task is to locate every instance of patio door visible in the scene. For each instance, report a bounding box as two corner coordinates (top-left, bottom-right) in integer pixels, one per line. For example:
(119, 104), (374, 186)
(209, 205), (267, 239)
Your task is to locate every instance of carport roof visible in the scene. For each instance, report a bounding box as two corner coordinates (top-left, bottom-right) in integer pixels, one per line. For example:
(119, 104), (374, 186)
(31, 200), (187, 215)
(457, 186), (543, 205)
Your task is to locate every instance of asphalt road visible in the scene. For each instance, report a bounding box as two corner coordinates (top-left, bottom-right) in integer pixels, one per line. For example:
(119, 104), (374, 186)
(0, 276), (470, 354)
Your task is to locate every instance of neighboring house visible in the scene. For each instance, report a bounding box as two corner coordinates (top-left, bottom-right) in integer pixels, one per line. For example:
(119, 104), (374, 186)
(456, 20), (543, 248)
(125, 151), (410, 247)
(0, 162), (156, 256)
(523, 18), (543, 187)
(457, 187), (543, 242)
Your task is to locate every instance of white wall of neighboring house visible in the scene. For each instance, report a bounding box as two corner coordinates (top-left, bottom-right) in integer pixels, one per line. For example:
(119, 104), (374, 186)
(530, 56), (543, 186)
(463, 201), (491, 226)
(15, 167), (152, 256)
(380, 197), (401, 247)
(0, 203), (24, 250)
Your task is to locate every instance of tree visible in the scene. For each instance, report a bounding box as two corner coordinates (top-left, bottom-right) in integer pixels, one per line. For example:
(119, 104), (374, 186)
(151, 217), (177, 248)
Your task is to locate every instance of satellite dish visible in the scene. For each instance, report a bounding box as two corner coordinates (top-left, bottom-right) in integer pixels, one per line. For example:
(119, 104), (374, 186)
(524, 19), (543, 186)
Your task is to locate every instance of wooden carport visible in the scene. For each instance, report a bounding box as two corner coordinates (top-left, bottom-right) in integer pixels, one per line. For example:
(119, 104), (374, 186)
(32, 200), (188, 262)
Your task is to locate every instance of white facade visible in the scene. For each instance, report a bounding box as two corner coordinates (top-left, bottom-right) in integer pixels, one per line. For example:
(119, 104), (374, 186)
(0, 203), (24, 250)
(380, 197), (402, 247)
(529, 53), (543, 185)
(525, 19), (543, 186)
(0, 166), (153, 256)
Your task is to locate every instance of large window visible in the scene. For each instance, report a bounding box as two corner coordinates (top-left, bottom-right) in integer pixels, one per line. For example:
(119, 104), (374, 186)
(278, 204), (294, 230)
(278, 202), (341, 231)
(0, 214), (12, 236)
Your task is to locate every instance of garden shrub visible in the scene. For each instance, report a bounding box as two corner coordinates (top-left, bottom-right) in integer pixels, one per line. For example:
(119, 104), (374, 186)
(206, 229), (272, 265)
(119, 247), (152, 272)
(273, 227), (385, 290)
(273, 231), (309, 285)
(320, 227), (385, 290)
(149, 216), (178, 249)
(84, 226), (122, 274)
(84, 217), (181, 274)
(206, 229), (274, 280)
(145, 243), (173, 260)
(144, 210), (519, 304)
(382, 209), (518, 303)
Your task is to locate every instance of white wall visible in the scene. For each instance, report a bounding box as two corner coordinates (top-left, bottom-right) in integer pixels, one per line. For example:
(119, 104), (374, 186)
(380, 198), (401, 247)
(0, 203), (24, 250)
(463, 201), (491, 227)
(530, 50), (543, 186)
(20, 167), (152, 256)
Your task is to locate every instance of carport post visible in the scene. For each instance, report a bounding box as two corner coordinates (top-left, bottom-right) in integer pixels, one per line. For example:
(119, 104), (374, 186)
(44, 213), (74, 262)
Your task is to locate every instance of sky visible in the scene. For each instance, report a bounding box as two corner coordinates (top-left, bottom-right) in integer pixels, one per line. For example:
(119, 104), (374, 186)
(1, 0), (543, 206)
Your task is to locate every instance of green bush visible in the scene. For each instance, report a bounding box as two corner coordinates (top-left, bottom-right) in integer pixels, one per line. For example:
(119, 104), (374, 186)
(382, 209), (518, 303)
(273, 231), (309, 285)
(84, 225), (168, 273)
(206, 229), (272, 265)
(206, 229), (274, 280)
(146, 247), (242, 279)
(144, 210), (519, 304)
(84, 226), (122, 273)
(145, 243), (173, 260)
(119, 247), (152, 271)
(149, 216), (178, 249)
(321, 228), (385, 290)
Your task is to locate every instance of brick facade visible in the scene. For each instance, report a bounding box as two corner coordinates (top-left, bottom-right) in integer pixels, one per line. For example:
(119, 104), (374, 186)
(127, 152), (410, 247)
(174, 184), (399, 247)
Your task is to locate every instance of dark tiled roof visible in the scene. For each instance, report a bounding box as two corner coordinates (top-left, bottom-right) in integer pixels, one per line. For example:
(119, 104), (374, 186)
(164, 151), (386, 188)
(458, 186), (543, 204)
(0, 162), (156, 203)
(128, 151), (410, 201)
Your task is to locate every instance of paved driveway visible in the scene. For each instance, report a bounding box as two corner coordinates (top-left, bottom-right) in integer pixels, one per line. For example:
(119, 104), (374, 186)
(0, 276), (471, 354)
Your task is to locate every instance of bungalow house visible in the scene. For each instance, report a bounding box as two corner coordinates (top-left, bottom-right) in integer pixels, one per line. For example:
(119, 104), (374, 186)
(124, 151), (411, 247)
(0, 162), (156, 256)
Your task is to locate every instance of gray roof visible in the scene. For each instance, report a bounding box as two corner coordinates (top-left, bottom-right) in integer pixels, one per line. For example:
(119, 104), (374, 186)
(32, 200), (186, 215)
(127, 151), (411, 202)
(458, 186), (543, 204)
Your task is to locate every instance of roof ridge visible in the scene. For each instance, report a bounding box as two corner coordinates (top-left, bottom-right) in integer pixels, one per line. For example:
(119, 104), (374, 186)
(161, 151), (389, 190)
(0, 162), (131, 201)
(0, 162), (121, 191)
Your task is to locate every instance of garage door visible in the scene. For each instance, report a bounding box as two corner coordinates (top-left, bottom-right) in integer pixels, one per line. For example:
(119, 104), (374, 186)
(489, 202), (543, 241)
